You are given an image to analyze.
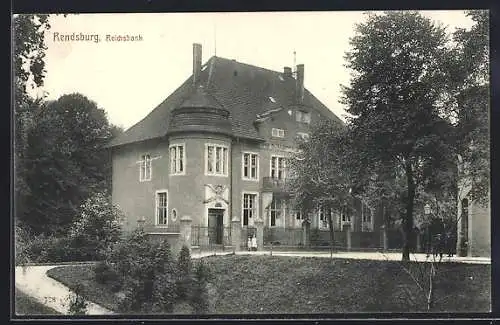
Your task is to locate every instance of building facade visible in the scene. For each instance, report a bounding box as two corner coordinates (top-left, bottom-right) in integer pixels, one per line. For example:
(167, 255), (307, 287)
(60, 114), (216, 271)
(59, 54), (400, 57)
(456, 161), (491, 257)
(107, 43), (378, 249)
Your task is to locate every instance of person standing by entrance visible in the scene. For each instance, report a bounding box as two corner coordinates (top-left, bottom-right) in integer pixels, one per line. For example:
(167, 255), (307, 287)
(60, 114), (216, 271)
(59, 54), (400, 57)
(251, 234), (257, 251)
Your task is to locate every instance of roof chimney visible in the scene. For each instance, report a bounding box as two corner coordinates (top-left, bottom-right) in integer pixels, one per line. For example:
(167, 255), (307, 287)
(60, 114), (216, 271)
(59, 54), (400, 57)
(283, 66), (292, 77)
(193, 43), (202, 85)
(296, 64), (304, 104)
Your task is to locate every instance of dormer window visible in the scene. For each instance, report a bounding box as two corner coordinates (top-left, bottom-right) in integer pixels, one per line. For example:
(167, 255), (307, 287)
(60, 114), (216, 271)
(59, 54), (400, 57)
(272, 128), (285, 138)
(296, 111), (311, 124)
(269, 96), (276, 103)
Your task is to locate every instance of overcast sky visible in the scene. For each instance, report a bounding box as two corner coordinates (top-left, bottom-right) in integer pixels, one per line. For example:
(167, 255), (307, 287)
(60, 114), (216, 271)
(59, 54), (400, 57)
(38, 11), (475, 130)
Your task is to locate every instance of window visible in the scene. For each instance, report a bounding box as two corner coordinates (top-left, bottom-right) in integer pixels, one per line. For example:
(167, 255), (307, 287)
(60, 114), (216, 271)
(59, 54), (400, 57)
(242, 193), (258, 226)
(361, 204), (373, 232)
(296, 111), (311, 124)
(270, 199), (286, 227)
(319, 207), (329, 230)
(206, 144), (228, 176)
(271, 156), (286, 180)
(242, 152), (259, 180)
(341, 207), (352, 224)
(156, 191), (168, 226)
(294, 210), (304, 228)
(271, 128), (285, 138)
(139, 154), (152, 181)
(297, 132), (310, 142)
(362, 204), (371, 223)
(169, 144), (185, 175)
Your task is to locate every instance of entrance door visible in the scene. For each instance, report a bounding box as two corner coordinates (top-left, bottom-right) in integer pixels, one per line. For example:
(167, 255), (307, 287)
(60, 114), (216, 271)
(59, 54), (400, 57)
(208, 208), (224, 245)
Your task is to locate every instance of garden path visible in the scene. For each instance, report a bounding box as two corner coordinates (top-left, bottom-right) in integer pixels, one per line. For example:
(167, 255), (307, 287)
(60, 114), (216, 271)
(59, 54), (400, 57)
(14, 250), (490, 316)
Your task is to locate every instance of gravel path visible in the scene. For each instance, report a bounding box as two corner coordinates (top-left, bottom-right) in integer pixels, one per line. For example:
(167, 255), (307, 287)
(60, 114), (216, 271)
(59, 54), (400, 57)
(15, 264), (114, 315)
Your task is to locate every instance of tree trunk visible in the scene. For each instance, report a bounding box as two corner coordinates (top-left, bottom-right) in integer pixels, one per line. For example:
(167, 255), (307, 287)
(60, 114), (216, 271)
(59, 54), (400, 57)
(402, 161), (416, 261)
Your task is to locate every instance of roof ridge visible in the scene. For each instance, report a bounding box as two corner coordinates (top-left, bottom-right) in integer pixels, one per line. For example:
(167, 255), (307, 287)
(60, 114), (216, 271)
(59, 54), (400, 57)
(211, 56), (286, 76)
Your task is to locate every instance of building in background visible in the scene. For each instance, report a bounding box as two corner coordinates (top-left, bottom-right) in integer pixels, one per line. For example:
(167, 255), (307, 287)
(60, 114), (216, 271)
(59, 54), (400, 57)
(107, 43), (378, 249)
(456, 158), (491, 257)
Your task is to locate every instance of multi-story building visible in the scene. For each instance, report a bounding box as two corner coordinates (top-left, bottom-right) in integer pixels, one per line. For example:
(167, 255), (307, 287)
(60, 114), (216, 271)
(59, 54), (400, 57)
(456, 157), (491, 257)
(107, 43), (379, 249)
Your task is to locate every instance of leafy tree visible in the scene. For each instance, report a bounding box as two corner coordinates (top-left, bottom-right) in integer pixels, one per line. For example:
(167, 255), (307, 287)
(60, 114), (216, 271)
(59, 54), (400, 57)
(341, 11), (456, 261)
(22, 93), (120, 234)
(451, 10), (490, 205)
(68, 192), (123, 260)
(13, 14), (51, 228)
(352, 161), (407, 229)
(288, 119), (352, 250)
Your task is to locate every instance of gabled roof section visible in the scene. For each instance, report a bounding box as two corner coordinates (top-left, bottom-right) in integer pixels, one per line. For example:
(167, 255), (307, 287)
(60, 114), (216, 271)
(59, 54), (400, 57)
(107, 56), (344, 148)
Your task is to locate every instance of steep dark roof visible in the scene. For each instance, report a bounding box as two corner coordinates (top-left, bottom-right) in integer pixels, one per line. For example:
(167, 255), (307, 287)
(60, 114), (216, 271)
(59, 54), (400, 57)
(107, 56), (343, 148)
(168, 85), (232, 136)
(178, 85), (223, 110)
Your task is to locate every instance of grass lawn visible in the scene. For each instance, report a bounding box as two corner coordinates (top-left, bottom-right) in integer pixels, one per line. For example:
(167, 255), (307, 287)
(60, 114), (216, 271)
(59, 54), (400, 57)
(47, 255), (490, 314)
(15, 288), (61, 315)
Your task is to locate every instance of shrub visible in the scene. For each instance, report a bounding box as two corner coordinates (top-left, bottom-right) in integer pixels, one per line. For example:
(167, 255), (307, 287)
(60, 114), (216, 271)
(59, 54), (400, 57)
(152, 263), (177, 313)
(190, 260), (212, 314)
(43, 236), (81, 262)
(15, 224), (32, 265)
(69, 192), (123, 261)
(99, 230), (214, 314)
(17, 209), (119, 264)
(94, 261), (121, 288)
(176, 246), (193, 300)
(25, 235), (75, 263)
(107, 229), (179, 314)
(67, 283), (88, 315)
